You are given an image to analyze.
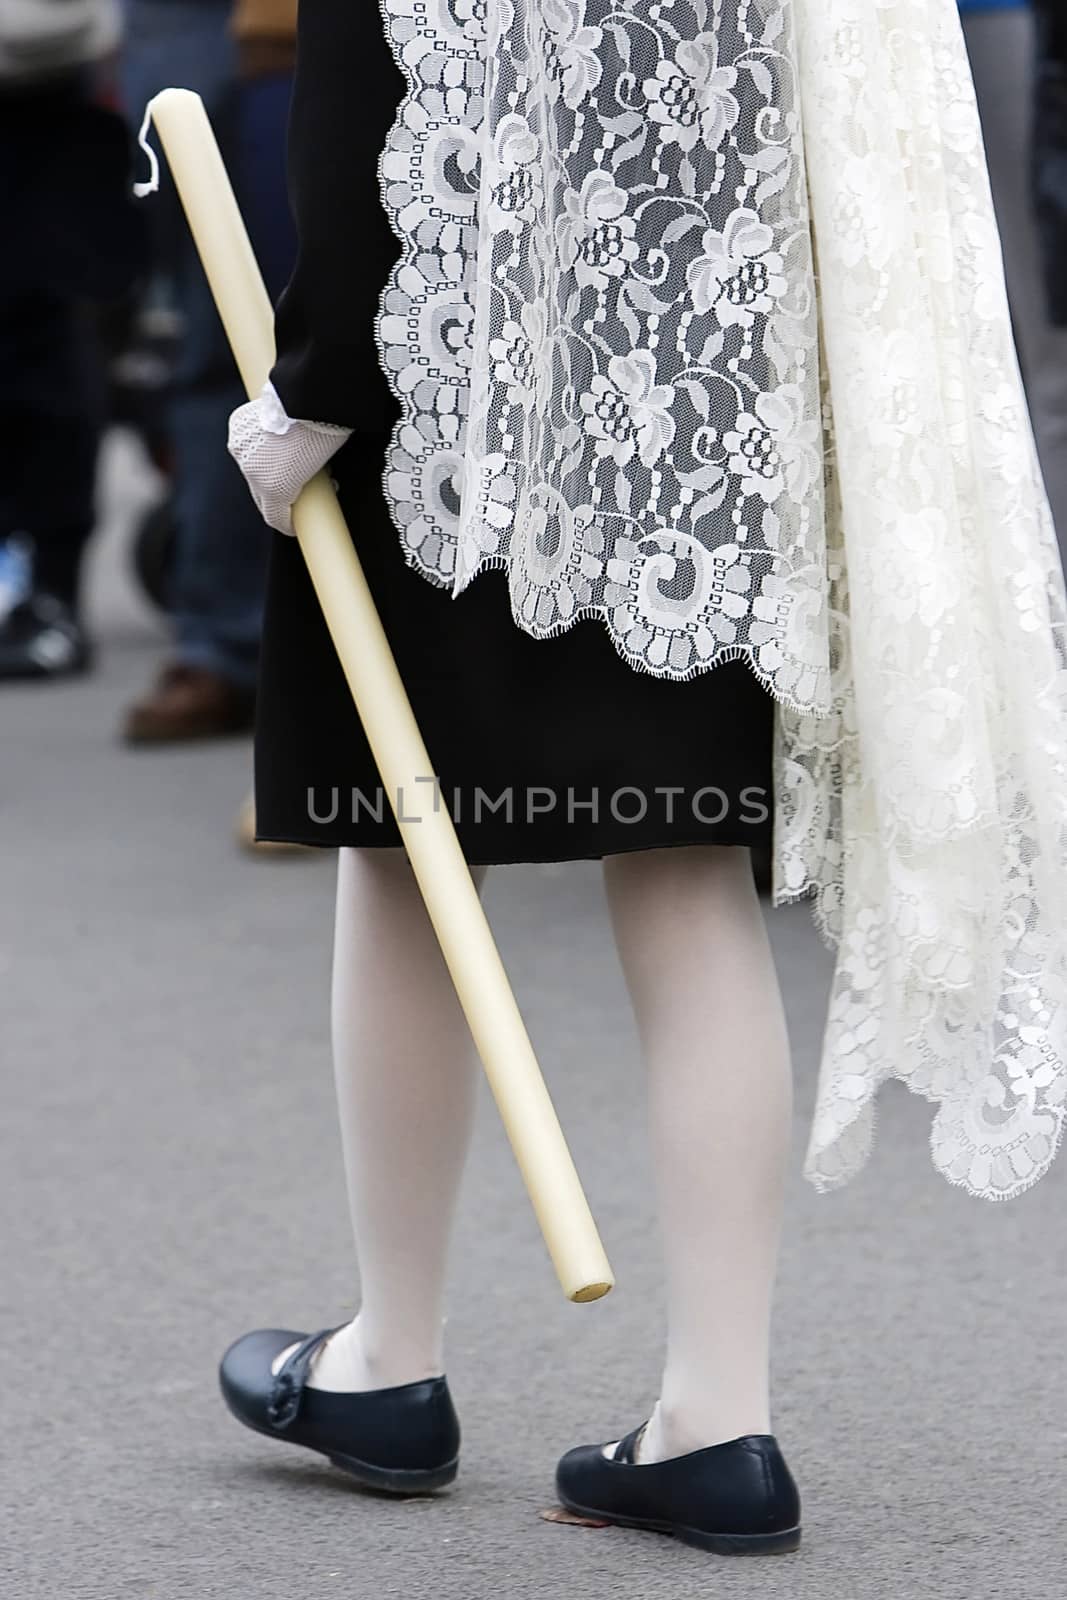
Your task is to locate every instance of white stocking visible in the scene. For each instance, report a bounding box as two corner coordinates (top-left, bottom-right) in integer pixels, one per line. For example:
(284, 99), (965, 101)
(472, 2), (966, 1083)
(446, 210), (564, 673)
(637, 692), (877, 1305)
(603, 846), (792, 1463)
(281, 847), (482, 1392)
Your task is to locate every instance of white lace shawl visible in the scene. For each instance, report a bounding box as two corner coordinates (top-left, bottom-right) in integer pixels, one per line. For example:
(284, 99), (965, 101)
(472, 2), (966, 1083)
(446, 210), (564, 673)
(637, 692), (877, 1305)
(374, 0), (1067, 1198)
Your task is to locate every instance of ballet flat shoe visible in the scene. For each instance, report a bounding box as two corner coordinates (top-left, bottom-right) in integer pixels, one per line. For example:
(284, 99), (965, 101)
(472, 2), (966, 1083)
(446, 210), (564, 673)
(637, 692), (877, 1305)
(219, 1327), (460, 1493)
(556, 1426), (801, 1555)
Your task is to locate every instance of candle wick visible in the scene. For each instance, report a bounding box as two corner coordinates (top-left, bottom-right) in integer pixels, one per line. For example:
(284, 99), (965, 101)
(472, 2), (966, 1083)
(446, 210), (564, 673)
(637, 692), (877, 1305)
(133, 101), (161, 199)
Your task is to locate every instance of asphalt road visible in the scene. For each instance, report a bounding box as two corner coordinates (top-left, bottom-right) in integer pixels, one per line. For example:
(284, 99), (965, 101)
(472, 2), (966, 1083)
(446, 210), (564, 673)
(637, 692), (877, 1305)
(3, 437), (1065, 1598)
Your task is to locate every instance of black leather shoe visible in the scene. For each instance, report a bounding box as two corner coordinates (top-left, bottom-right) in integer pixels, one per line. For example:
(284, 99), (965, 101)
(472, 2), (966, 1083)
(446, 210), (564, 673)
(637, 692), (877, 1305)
(556, 1426), (801, 1555)
(219, 1327), (460, 1493)
(0, 594), (91, 681)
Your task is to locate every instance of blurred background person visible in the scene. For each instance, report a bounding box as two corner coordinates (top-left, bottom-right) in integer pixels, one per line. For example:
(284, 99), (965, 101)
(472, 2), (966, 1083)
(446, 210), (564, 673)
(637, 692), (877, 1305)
(1032, 1), (1067, 330)
(960, 0), (1067, 545)
(229, 0), (298, 301)
(0, 0), (146, 680)
(118, 0), (296, 743)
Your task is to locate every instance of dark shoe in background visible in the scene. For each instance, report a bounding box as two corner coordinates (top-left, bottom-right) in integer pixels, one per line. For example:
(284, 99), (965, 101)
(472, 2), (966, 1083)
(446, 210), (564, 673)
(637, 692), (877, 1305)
(0, 593), (91, 681)
(122, 662), (255, 744)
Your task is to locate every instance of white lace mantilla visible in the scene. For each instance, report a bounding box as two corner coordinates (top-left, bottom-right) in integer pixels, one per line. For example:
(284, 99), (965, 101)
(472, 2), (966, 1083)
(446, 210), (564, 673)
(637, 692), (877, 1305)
(374, 0), (1067, 1199)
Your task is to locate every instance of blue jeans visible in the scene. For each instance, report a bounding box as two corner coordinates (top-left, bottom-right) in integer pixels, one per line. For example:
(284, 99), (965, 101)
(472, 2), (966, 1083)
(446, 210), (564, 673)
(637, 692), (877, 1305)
(122, 0), (295, 689)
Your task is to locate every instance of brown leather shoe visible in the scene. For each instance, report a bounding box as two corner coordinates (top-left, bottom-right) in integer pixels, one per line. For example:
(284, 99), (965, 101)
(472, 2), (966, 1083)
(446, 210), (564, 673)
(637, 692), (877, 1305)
(123, 663), (255, 745)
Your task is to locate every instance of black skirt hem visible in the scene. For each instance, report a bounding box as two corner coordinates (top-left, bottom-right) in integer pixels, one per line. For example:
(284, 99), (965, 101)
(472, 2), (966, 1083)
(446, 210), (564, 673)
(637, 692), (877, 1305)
(252, 827), (766, 868)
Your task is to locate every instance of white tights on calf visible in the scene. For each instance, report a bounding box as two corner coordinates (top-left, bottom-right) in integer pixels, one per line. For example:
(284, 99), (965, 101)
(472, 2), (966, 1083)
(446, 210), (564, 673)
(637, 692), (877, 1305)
(603, 846), (792, 1464)
(282, 847), (482, 1393)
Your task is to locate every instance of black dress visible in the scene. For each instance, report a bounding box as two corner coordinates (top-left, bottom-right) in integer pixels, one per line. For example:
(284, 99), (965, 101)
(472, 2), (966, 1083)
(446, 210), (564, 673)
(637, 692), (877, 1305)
(253, 0), (774, 865)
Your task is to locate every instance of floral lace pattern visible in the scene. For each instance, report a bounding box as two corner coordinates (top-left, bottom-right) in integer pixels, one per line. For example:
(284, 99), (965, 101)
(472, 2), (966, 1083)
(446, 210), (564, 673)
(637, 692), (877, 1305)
(376, 0), (830, 701)
(375, 0), (1067, 1198)
(780, 0), (1067, 1198)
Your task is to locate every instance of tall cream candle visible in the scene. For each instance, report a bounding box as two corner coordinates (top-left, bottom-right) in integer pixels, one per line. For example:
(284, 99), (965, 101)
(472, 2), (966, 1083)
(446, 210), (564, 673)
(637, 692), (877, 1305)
(144, 89), (613, 1303)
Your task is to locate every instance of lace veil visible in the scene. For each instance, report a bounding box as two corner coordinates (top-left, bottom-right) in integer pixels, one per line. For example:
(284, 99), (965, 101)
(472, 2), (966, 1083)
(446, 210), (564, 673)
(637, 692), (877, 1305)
(374, 0), (1067, 1197)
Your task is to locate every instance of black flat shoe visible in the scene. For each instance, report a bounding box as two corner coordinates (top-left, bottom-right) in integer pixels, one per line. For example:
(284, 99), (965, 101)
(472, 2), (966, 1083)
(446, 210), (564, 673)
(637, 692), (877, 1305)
(556, 1426), (801, 1555)
(219, 1327), (460, 1494)
(0, 594), (91, 681)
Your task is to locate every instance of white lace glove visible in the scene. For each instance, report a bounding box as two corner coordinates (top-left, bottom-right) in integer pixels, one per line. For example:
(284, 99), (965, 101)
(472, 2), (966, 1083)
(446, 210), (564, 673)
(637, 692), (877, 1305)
(227, 382), (352, 536)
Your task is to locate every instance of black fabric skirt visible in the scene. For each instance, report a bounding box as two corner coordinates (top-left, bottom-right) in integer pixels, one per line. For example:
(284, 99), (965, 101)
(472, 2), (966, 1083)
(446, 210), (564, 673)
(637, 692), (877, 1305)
(251, 0), (774, 864)
(254, 434), (774, 864)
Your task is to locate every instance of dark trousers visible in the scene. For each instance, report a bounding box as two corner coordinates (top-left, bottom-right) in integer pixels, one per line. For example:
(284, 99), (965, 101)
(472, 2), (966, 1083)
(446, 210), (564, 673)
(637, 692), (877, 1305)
(0, 82), (123, 607)
(121, 0), (295, 686)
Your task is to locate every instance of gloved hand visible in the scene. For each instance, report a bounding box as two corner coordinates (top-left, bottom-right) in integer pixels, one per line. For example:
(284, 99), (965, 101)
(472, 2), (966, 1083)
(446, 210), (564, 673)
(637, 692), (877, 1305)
(227, 382), (352, 536)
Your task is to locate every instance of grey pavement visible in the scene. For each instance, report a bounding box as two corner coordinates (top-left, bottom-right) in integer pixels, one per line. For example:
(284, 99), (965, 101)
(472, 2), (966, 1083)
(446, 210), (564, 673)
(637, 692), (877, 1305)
(3, 436), (1065, 1599)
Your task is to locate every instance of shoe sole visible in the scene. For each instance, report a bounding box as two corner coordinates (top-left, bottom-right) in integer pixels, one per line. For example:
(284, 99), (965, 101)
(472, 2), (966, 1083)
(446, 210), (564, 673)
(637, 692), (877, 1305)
(557, 1491), (801, 1555)
(223, 1397), (458, 1495)
(328, 1450), (459, 1495)
(0, 655), (91, 682)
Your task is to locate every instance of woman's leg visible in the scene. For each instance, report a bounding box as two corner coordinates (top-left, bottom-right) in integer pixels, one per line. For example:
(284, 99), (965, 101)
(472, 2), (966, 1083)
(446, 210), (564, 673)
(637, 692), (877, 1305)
(603, 845), (792, 1461)
(301, 847), (483, 1391)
